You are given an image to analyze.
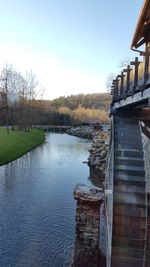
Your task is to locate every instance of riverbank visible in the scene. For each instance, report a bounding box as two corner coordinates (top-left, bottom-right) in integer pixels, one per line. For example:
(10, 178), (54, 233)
(0, 128), (45, 165)
(67, 126), (109, 173)
(67, 126), (94, 139)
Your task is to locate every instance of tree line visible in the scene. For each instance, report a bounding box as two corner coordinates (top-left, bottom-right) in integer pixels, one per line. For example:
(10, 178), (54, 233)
(30, 94), (111, 125)
(0, 64), (111, 129)
(0, 64), (44, 133)
(50, 93), (110, 110)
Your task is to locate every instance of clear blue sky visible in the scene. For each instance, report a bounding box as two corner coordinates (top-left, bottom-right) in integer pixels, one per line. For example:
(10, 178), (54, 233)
(0, 0), (143, 99)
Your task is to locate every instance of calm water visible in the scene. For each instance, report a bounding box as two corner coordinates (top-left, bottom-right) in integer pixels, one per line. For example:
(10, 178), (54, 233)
(0, 133), (92, 267)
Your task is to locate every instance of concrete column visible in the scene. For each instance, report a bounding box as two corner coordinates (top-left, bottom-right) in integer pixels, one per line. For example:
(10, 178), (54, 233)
(72, 184), (104, 267)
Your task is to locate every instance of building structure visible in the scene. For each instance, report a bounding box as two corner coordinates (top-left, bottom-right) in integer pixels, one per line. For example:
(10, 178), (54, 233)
(108, 0), (150, 266)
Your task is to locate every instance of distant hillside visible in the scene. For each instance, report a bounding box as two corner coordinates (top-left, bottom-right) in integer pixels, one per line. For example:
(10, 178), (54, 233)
(50, 93), (111, 111)
(32, 93), (111, 125)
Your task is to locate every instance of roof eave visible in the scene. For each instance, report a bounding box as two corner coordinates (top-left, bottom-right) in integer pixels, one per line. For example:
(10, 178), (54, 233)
(131, 0), (149, 49)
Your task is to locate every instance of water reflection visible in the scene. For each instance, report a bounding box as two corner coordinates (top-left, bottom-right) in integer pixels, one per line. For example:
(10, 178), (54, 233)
(0, 133), (92, 267)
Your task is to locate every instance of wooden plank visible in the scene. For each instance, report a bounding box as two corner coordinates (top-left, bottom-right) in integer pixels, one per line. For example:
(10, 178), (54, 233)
(112, 87), (150, 111)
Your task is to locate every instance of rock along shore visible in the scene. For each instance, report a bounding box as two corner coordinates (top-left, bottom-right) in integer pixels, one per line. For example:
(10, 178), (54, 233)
(67, 126), (94, 139)
(87, 131), (109, 173)
(67, 126), (109, 174)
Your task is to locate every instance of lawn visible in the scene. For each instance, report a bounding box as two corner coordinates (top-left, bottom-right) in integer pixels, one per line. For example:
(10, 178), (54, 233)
(0, 128), (45, 165)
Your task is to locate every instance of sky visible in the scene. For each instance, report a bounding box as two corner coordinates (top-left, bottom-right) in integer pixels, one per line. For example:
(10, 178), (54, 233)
(0, 0), (144, 99)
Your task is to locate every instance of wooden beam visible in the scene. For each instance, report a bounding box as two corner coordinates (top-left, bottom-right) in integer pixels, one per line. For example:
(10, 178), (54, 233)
(130, 108), (150, 121)
(111, 87), (150, 111)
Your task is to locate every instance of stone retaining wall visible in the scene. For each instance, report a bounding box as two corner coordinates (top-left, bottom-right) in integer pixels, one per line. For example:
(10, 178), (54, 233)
(141, 122), (150, 193)
(88, 131), (109, 173)
(99, 201), (106, 256)
(72, 184), (105, 267)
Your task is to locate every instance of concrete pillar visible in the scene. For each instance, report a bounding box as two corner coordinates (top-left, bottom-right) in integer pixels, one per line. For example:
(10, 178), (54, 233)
(72, 184), (104, 267)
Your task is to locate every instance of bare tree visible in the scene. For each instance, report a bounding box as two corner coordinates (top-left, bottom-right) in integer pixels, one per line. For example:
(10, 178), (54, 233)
(24, 70), (39, 130)
(0, 64), (45, 131)
(106, 73), (116, 93)
(118, 57), (131, 69)
(0, 64), (18, 133)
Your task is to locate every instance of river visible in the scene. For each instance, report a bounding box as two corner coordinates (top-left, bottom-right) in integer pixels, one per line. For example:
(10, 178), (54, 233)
(0, 133), (93, 267)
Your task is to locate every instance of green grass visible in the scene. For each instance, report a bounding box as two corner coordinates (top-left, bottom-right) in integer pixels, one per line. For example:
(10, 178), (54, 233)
(0, 128), (45, 166)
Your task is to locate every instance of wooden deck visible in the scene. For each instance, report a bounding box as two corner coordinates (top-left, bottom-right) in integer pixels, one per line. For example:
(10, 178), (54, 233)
(110, 54), (150, 113)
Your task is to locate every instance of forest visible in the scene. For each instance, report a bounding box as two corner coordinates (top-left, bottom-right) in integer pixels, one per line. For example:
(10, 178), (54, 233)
(0, 64), (111, 128)
(36, 93), (111, 125)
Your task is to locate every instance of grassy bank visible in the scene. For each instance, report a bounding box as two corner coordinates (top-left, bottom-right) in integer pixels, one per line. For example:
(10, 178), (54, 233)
(0, 128), (45, 166)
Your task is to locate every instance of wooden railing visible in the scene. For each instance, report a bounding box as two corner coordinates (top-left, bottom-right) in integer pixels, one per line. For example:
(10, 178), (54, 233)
(111, 54), (150, 104)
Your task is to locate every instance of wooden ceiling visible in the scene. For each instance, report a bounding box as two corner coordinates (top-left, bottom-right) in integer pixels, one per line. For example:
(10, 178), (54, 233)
(131, 0), (150, 49)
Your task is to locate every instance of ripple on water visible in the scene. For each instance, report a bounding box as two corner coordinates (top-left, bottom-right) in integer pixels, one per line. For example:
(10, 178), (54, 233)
(0, 133), (92, 266)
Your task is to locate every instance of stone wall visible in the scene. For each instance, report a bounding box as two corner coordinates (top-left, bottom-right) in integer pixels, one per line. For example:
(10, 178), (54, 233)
(72, 184), (105, 267)
(73, 185), (103, 248)
(141, 122), (150, 262)
(141, 121), (150, 193)
(99, 201), (106, 257)
(147, 194), (150, 263)
(88, 131), (109, 173)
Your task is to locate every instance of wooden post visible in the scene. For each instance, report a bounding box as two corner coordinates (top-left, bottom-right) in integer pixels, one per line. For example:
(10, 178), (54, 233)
(112, 80), (117, 102)
(111, 86), (114, 95)
(118, 72), (125, 99)
(123, 65), (132, 97)
(116, 76), (120, 100)
(131, 57), (141, 92)
(140, 42), (150, 85)
(113, 77), (119, 101)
